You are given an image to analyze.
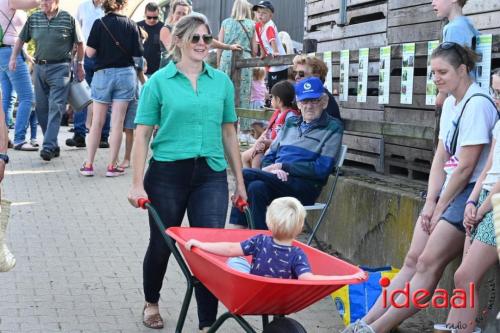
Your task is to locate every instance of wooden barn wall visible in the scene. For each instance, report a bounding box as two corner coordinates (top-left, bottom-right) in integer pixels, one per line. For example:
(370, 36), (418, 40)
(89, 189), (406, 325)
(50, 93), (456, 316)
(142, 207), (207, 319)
(192, 0), (305, 43)
(305, 0), (500, 180)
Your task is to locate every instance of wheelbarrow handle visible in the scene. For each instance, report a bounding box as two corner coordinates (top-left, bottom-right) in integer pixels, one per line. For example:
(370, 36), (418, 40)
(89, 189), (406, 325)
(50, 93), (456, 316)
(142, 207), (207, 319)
(234, 197), (248, 212)
(137, 198), (151, 209)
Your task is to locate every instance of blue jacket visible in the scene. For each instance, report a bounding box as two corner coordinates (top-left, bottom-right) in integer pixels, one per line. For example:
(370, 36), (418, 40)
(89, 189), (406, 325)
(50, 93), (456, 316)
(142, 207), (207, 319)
(262, 111), (344, 186)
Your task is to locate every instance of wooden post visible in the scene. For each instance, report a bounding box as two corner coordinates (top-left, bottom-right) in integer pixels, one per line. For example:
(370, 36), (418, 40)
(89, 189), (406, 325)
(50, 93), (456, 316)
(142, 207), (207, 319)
(230, 50), (242, 107)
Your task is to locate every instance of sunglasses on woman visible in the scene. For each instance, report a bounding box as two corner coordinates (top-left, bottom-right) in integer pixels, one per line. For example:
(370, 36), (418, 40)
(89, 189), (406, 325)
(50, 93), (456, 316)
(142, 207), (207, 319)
(190, 33), (213, 45)
(293, 70), (305, 78)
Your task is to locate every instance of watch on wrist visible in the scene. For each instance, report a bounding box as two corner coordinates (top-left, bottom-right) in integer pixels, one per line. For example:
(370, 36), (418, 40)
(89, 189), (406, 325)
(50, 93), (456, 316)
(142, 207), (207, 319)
(0, 153), (9, 164)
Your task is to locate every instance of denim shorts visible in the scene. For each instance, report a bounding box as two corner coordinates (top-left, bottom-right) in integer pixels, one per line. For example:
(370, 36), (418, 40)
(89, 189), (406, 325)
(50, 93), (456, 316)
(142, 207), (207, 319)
(440, 182), (475, 233)
(91, 66), (136, 104)
(123, 98), (137, 129)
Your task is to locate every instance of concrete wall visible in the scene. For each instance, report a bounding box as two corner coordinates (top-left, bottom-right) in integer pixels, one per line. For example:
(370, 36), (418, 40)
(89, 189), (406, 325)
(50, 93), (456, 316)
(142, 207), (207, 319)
(310, 168), (500, 330)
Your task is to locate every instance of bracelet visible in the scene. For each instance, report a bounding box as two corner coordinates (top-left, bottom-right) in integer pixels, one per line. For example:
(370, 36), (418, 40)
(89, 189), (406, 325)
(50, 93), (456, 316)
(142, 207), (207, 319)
(465, 200), (477, 207)
(77, 60), (84, 65)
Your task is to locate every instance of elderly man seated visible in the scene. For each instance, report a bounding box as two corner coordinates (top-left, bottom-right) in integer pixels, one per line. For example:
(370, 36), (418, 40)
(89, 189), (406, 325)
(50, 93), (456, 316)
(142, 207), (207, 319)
(229, 77), (344, 230)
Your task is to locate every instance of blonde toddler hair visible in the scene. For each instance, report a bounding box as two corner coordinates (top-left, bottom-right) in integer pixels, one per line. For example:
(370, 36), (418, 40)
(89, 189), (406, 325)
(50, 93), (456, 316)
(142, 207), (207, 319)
(252, 67), (266, 81)
(266, 197), (306, 241)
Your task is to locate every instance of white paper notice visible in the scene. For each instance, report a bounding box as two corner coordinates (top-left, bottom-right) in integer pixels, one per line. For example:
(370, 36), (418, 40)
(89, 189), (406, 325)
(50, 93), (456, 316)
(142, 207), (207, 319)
(378, 46), (391, 104)
(426, 40), (439, 105)
(475, 34), (492, 93)
(401, 43), (415, 105)
(357, 48), (369, 103)
(340, 49), (349, 102)
(324, 51), (333, 92)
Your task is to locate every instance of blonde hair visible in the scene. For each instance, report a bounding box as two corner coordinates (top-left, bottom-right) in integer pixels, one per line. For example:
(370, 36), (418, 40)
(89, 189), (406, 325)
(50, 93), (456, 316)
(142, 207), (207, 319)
(231, 0), (252, 20)
(266, 197), (306, 241)
(169, 13), (212, 62)
(293, 54), (307, 67)
(167, 0), (192, 25)
(252, 67), (266, 81)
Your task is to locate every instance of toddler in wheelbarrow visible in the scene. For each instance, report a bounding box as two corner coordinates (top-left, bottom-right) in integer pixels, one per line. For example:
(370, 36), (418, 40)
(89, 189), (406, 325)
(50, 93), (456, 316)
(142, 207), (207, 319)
(139, 196), (367, 332)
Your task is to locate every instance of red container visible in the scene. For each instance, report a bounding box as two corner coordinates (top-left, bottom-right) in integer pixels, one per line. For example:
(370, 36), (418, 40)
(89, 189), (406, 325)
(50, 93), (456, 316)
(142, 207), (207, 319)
(167, 227), (365, 316)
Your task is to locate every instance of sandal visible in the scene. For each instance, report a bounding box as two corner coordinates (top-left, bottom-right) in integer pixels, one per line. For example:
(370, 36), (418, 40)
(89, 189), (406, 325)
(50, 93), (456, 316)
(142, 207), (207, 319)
(143, 303), (164, 329)
(14, 142), (39, 151)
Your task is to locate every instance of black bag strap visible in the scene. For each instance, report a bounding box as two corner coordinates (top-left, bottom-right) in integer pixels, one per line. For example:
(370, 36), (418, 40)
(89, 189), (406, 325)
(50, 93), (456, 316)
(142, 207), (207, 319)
(99, 18), (132, 60)
(449, 93), (498, 156)
(237, 20), (253, 54)
(0, 10), (16, 44)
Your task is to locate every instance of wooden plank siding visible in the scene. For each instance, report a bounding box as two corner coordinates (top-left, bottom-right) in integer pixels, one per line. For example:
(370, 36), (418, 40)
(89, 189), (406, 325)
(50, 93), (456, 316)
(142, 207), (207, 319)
(296, 0), (500, 179)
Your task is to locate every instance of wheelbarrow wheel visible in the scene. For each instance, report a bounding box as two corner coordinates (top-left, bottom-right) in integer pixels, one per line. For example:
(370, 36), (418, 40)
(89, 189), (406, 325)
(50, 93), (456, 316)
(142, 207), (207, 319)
(262, 318), (307, 333)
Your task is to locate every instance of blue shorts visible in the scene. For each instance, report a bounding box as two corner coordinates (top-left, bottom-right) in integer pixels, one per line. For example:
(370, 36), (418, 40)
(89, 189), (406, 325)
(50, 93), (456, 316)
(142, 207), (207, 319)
(91, 66), (136, 104)
(124, 98), (137, 130)
(440, 182), (475, 233)
(227, 257), (251, 273)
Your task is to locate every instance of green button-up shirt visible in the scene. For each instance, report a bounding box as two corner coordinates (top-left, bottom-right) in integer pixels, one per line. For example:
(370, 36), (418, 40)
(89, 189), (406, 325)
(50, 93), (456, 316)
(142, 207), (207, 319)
(19, 9), (82, 61)
(135, 61), (237, 171)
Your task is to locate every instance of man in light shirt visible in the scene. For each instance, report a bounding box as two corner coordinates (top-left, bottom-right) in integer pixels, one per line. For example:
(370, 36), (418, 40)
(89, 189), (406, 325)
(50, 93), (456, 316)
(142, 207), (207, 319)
(67, 0), (111, 149)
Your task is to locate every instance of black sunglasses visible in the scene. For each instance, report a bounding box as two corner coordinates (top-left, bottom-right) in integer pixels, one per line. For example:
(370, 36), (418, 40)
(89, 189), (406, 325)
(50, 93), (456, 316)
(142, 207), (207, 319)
(191, 33), (213, 45)
(146, 16), (159, 20)
(293, 70), (305, 78)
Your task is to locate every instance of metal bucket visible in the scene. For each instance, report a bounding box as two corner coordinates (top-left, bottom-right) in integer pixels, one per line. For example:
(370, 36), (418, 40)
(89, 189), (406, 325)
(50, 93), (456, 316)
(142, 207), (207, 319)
(68, 79), (92, 111)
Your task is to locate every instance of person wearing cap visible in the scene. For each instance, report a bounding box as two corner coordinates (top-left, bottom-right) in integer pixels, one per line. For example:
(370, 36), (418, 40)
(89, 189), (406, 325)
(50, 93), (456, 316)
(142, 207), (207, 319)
(229, 77), (344, 230)
(252, 0), (288, 92)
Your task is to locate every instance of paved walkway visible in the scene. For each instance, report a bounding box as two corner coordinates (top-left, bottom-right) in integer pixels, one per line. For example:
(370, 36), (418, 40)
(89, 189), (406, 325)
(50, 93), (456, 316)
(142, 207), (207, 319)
(0, 128), (343, 332)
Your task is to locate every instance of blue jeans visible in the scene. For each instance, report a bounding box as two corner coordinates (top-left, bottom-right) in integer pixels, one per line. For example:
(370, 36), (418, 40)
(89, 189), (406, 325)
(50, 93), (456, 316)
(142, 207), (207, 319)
(0, 46), (34, 145)
(29, 109), (37, 140)
(229, 168), (321, 229)
(143, 158), (228, 329)
(74, 56), (110, 139)
(33, 62), (71, 151)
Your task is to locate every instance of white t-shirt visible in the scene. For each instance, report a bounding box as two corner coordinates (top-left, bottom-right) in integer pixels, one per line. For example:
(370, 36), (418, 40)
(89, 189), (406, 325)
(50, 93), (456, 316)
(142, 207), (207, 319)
(76, 0), (104, 44)
(255, 19), (287, 73)
(438, 83), (498, 188)
(482, 121), (500, 191)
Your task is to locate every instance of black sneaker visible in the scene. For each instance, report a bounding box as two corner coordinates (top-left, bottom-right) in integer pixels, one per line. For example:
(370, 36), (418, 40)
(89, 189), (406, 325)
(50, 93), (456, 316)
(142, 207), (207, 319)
(99, 140), (110, 149)
(54, 147), (60, 158)
(66, 135), (86, 148)
(40, 149), (55, 161)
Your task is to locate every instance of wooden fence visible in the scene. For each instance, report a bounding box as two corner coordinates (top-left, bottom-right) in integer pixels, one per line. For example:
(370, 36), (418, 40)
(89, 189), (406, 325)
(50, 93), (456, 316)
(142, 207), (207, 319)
(231, 35), (500, 181)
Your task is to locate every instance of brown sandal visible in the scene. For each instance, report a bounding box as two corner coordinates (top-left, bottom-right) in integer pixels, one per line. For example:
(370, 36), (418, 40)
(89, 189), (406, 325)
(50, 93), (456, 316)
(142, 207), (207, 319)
(143, 303), (164, 329)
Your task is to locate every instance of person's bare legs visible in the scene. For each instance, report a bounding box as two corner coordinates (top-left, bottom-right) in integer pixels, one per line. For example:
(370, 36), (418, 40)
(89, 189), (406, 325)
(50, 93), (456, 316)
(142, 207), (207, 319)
(119, 128), (134, 168)
(108, 101), (128, 167)
(446, 240), (498, 333)
(85, 102), (108, 166)
(370, 222), (465, 333)
(251, 152), (264, 168)
(363, 216), (430, 323)
(241, 148), (254, 168)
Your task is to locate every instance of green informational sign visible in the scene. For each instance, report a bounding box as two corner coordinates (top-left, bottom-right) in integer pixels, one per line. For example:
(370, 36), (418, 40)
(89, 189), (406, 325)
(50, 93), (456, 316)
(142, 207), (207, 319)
(378, 46), (391, 104)
(357, 48), (369, 103)
(400, 43), (415, 105)
(324, 51), (333, 92)
(340, 50), (350, 102)
(475, 34), (493, 92)
(426, 40), (439, 106)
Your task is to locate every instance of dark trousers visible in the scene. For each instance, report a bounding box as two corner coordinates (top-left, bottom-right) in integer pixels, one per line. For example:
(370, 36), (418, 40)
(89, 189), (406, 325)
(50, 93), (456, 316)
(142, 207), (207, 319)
(143, 158), (228, 329)
(229, 168), (321, 229)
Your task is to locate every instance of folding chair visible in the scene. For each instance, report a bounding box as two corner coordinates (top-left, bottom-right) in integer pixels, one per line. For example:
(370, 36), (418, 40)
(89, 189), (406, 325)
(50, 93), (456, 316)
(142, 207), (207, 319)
(304, 144), (348, 251)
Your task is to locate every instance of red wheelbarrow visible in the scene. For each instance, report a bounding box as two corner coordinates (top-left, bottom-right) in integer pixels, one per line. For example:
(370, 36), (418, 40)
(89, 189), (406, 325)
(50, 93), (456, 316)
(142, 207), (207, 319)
(138, 198), (366, 332)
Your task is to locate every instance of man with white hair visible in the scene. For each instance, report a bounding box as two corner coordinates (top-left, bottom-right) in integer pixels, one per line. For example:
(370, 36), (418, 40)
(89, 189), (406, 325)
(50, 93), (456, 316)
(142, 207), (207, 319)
(9, 0), (84, 161)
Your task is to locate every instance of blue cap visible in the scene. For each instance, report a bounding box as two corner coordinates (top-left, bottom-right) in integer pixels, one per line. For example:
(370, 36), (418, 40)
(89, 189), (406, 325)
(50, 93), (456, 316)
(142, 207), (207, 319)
(252, 1), (275, 13)
(295, 77), (324, 101)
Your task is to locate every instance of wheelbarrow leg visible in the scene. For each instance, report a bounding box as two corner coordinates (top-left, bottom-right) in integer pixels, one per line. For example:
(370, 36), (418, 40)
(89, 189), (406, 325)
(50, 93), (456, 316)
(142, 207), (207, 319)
(145, 203), (196, 333)
(207, 312), (256, 333)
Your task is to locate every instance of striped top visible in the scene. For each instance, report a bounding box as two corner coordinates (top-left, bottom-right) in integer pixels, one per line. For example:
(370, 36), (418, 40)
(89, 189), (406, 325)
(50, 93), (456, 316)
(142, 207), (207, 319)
(19, 9), (82, 61)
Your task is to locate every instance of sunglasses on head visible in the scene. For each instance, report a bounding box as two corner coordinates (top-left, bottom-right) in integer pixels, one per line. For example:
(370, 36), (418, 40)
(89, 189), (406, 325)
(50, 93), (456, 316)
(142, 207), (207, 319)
(438, 42), (466, 65)
(190, 33), (213, 45)
(146, 16), (159, 20)
(293, 70), (305, 78)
